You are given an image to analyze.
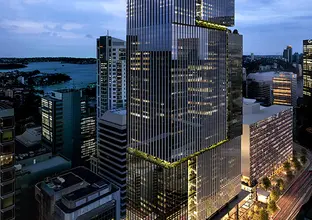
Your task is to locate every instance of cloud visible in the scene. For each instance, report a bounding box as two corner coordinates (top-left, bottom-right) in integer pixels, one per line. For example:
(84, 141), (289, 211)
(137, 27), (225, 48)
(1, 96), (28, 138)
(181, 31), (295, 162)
(236, 0), (312, 26)
(74, 0), (126, 17)
(53, 31), (84, 39)
(0, 19), (58, 34)
(62, 23), (84, 31)
(0, 19), (85, 39)
(22, 0), (48, 4)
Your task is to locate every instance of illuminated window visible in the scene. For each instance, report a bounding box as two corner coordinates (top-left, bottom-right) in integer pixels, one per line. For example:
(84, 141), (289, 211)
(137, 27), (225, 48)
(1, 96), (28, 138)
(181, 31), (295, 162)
(1, 196), (13, 209)
(2, 131), (13, 142)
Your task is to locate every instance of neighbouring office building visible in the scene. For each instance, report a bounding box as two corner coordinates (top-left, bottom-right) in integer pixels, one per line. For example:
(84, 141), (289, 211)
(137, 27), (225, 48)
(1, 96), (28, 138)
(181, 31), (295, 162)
(303, 40), (312, 121)
(247, 71), (297, 107)
(80, 98), (96, 167)
(96, 36), (127, 219)
(283, 45), (293, 63)
(96, 36), (126, 117)
(272, 72), (297, 107)
(241, 100), (293, 186)
(97, 109), (127, 218)
(35, 166), (120, 220)
(41, 89), (96, 167)
(0, 102), (15, 220)
(126, 0), (243, 219)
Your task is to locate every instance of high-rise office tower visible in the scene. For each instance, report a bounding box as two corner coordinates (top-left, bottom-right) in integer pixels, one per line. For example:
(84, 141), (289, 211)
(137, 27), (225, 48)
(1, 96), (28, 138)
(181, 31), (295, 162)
(97, 109), (127, 218)
(41, 89), (96, 167)
(303, 40), (312, 133)
(96, 36), (126, 117)
(80, 96), (96, 167)
(96, 36), (127, 219)
(293, 52), (300, 64)
(303, 40), (312, 101)
(0, 102), (15, 220)
(127, 0), (242, 219)
(283, 45), (293, 63)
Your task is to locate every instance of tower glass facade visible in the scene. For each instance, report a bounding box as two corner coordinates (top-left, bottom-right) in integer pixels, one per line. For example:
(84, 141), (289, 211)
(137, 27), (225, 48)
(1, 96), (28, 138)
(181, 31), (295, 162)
(127, 0), (242, 219)
(303, 40), (312, 101)
(97, 36), (126, 117)
(0, 104), (15, 220)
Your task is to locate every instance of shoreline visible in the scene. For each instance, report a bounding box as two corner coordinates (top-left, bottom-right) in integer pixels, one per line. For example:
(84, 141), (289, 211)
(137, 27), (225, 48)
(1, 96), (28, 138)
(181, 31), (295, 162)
(0, 63), (27, 70)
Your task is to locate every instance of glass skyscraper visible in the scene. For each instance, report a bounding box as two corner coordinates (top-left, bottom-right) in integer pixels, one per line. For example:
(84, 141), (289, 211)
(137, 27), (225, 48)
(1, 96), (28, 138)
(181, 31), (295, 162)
(126, 0), (242, 219)
(303, 40), (312, 104)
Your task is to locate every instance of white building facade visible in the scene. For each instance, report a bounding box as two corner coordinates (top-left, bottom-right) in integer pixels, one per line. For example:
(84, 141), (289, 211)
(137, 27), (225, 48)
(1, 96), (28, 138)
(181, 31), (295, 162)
(242, 100), (293, 186)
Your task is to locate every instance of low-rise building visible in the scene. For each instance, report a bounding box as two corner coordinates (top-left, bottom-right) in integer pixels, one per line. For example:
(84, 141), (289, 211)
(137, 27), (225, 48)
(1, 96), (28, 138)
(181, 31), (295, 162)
(241, 100), (293, 186)
(35, 166), (120, 220)
(15, 155), (71, 220)
(246, 71), (297, 107)
(16, 126), (42, 148)
(257, 188), (270, 204)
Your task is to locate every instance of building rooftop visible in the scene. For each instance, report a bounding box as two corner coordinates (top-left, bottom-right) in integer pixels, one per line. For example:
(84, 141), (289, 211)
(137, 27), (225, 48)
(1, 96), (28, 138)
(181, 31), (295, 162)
(38, 166), (109, 195)
(36, 166), (119, 213)
(0, 101), (14, 118)
(101, 109), (126, 125)
(110, 109), (126, 116)
(15, 145), (50, 161)
(16, 126), (42, 147)
(53, 88), (80, 94)
(243, 104), (292, 125)
(257, 188), (270, 197)
(21, 156), (69, 174)
(247, 71), (296, 82)
(0, 101), (12, 110)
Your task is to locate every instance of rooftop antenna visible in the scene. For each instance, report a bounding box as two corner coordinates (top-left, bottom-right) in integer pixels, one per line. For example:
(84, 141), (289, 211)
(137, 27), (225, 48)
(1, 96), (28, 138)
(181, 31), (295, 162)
(107, 30), (109, 36)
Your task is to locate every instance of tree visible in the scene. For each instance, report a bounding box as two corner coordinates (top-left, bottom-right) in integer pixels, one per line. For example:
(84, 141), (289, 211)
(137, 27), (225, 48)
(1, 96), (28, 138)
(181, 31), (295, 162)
(283, 161), (291, 172)
(292, 157), (302, 171)
(262, 177), (271, 190)
(268, 200), (278, 214)
(254, 205), (259, 213)
(300, 155), (307, 165)
(248, 210), (254, 218)
(256, 209), (269, 220)
(301, 148), (308, 155)
(286, 170), (293, 180)
(270, 188), (280, 201)
(276, 179), (285, 191)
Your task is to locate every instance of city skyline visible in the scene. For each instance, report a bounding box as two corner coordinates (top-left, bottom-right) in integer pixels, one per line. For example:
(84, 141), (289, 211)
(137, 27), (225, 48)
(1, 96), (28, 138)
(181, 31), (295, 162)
(0, 0), (311, 57)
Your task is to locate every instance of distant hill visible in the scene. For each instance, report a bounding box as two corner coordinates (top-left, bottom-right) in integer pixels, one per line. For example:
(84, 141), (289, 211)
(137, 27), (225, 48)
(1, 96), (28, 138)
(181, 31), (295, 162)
(0, 57), (96, 64)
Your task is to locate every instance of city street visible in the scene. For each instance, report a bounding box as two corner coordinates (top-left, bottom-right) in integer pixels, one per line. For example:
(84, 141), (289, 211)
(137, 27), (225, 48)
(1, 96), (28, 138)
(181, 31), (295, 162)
(274, 144), (312, 220)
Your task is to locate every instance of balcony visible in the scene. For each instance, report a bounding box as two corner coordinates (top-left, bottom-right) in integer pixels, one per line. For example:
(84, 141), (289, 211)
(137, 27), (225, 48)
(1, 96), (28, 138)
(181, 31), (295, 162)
(0, 130), (14, 143)
(1, 182), (14, 200)
(1, 195), (14, 211)
(0, 143), (14, 155)
(0, 117), (14, 130)
(1, 170), (14, 182)
(1, 207), (15, 220)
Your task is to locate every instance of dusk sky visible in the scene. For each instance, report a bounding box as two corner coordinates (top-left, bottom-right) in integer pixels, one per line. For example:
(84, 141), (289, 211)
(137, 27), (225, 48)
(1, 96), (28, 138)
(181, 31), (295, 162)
(0, 0), (311, 57)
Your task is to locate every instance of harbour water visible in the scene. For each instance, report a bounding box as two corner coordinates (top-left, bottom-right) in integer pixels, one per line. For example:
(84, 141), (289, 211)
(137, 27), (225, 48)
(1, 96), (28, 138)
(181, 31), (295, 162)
(1, 62), (96, 93)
